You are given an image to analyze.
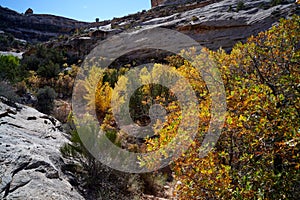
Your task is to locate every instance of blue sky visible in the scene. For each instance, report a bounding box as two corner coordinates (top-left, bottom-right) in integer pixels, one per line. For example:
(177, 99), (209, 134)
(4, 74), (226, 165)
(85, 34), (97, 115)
(0, 0), (151, 22)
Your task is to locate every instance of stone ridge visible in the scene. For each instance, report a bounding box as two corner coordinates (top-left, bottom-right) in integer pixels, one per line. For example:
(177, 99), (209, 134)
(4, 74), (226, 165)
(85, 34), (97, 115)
(0, 6), (91, 43)
(46, 0), (298, 63)
(151, 0), (208, 7)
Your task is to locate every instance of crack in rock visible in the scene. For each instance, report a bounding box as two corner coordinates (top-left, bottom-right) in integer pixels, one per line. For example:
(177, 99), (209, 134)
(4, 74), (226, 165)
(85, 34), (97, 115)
(12, 162), (30, 176)
(0, 97), (84, 199)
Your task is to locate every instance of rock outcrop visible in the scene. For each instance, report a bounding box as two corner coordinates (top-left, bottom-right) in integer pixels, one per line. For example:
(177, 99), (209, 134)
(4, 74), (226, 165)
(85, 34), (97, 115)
(122, 0), (299, 51)
(2, 1), (299, 55)
(0, 97), (84, 199)
(151, 0), (208, 7)
(44, 0), (299, 63)
(166, 0), (299, 50)
(0, 6), (90, 43)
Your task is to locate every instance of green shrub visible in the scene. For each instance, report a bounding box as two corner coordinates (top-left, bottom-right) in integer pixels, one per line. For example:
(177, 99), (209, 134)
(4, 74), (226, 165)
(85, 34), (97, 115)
(21, 54), (41, 71)
(60, 116), (138, 199)
(0, 55), (21, 82)
(21, 45), (64, 78)
(191, 15), (198, 22)
(36, 86), (56, 114)
(271, 0), (282, 6)
(236, 1), (245, 11)
(0, 35), (9, 50)
(37, 61), (60, 78)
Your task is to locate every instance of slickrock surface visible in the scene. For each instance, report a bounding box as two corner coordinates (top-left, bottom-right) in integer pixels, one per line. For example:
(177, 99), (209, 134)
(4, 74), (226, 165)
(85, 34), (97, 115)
(0, 97), (84, 199)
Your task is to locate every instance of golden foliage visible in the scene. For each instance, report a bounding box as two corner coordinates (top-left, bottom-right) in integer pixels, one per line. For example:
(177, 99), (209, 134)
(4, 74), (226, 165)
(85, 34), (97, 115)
(144, 15), (300, 199)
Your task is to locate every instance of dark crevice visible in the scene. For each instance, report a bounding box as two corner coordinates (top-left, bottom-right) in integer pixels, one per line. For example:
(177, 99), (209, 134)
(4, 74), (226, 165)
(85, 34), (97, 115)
(3, 182), (10, 198)
(0, 112), (16, 119)
(12, 162), (30, 176)
(27, 116), (37, 120)
(9, 180), (31, 193)
(0, 112), (9, 118)
(40, 115), (57, 126)
(25, 160), (51, 170)
(7, 123), (24, 129)
(0, 97), (22, 111)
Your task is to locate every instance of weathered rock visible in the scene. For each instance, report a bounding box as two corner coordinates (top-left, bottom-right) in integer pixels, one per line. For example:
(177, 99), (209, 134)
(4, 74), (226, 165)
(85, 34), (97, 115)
(143, 0), (299, 51)
(0, 97), (84, 199)
(45, 0), (299, 64)
(151, 0), (208, 8)
(3, 0), (299, 64)
(0, 6), (90, 43)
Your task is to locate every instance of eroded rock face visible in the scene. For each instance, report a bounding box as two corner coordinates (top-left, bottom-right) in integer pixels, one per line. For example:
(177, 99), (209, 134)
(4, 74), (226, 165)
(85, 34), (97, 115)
(51, 0), (298, 64)
(151, 0), (207, 7)
(0, 97), (84, 199)
(3, 1), (299, 59)
(145, 0), (299, 51)
(0, 6), (90, 43)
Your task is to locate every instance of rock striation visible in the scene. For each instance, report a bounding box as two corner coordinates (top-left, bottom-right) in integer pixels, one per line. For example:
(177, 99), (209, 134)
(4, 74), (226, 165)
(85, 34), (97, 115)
(127, 0), (299, 51)
(2, 1), (299, 54)
(0, 97), (84, 199)
(165, 0), (299, 50)
(151, 0), (208, 7)
(0, 6), (90, 43)
(45, 0), (299, 63)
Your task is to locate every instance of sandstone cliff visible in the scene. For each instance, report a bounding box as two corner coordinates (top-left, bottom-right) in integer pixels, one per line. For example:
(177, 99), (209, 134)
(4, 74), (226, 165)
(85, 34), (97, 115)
(0, 6), (90, 43)
(44, 0), (299, 63)
(2, 1), (299, 54)
(151, 0), (209, 7)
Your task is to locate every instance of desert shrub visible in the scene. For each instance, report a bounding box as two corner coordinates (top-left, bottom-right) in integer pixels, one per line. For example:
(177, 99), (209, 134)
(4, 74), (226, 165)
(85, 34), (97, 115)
(36, 86), (57, 114)
(21, 46), (79, 97)
(55, 73), (74, 98)
(236, 1), (245, 11)
(21, 45), (64, 79)
(60, 120), (169, 199)
(64, 62), (176, 199)
(21, 54), (41, 71)
(0, 35), (10, 50)
(0, 55), (21, 82)
(15, 81), (28, 97)
(36, 61), (60, 78)
(55, 64), (79, 98)
(191, 15), (198, 22)
(60, 115), (141, 199)
(25, 70), (42, 91)
(0, 33), (26, 51)
(271, 0), (282, 6)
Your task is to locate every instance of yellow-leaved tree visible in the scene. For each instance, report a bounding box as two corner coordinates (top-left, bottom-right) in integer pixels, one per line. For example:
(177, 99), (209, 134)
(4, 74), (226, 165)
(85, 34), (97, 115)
(144, 15), (300, 199)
